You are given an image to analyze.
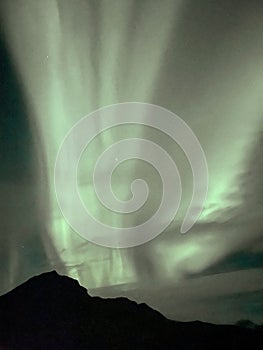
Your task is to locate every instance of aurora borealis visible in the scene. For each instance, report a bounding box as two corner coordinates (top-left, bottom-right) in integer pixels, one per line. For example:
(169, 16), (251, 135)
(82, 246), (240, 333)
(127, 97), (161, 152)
(0, 0), (263, 324)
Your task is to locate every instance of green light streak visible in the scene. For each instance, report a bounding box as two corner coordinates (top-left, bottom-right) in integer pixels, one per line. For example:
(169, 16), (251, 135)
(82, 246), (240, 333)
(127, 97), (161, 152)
(1, 0), (263, 293)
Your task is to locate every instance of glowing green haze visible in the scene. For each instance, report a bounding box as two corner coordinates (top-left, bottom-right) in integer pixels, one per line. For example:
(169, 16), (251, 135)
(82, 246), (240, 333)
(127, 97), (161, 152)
(0, 0), (263, 324)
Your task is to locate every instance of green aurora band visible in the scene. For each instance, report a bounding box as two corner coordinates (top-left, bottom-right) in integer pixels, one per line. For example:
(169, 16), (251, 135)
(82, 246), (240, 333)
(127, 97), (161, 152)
(0, 0), (263, 324)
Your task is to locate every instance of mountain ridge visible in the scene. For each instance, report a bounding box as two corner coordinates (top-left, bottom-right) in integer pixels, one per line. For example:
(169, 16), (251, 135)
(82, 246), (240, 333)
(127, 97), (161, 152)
(0, 271), (262, 349)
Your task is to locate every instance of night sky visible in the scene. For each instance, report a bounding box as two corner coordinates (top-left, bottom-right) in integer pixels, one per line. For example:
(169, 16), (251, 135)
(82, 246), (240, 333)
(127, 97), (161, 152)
(0, 0), (263, 324)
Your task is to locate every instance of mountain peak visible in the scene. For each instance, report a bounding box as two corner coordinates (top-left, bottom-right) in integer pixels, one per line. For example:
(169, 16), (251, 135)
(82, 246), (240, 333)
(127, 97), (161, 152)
(0, 271), (261, 349)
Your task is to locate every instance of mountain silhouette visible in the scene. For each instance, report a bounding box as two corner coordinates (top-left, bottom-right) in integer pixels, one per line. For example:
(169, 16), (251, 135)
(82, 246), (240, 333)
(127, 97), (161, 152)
(0, 271), (261, 349)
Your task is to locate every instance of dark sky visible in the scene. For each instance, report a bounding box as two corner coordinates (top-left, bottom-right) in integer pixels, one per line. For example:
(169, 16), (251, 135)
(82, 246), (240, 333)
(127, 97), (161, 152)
(0, 0), (263, 324)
